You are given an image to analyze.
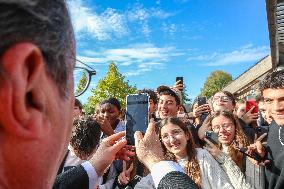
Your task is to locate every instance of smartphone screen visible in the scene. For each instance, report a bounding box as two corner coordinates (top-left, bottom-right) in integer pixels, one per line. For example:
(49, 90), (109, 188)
(125, 94), (149, 145)
(246, 99), (258, 114)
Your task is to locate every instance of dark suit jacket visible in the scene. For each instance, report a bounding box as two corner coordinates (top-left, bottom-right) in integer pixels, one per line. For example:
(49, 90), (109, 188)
(53, 165), (89, 189)
(158, 171), (200, 189)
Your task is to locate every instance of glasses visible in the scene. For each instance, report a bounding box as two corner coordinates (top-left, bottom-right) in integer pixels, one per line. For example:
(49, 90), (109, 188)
(161, 129), (183, 143)
(74, 59), (96, 97)
(212, 122), (234, 132)
(213, 96), (232, 102)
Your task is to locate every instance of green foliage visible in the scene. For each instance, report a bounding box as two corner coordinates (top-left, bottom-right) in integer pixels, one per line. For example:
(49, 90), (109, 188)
(85, 62), (137, 114)
(181, 87), (191, 104)
(200, 70), (232, 98)
(75, 71), (87, 96)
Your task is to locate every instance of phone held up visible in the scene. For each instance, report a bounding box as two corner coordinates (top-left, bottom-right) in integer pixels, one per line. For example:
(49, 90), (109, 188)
(197, 96), (209, 122)
(125, 93), (149, 146)
(204, 131), (219, 145)
(176, 76), (183, 91)
(246, 99), (258, 114)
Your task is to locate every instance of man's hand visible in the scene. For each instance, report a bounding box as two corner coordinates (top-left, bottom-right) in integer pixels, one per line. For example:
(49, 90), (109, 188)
(89, 132), (135, 176)
(134, 119), (164, 170)
(241, 106), (258, 125)
(118, 161), (134, 185)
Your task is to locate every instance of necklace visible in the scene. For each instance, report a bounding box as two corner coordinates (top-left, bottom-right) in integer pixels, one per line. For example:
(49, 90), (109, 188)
(279, 127), (284, 146)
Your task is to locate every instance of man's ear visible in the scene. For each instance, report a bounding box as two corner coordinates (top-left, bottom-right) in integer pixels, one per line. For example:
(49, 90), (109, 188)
(0, 42), (48, 139)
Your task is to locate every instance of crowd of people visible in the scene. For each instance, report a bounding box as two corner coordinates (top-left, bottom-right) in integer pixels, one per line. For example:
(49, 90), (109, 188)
(0, 1), (283, 189)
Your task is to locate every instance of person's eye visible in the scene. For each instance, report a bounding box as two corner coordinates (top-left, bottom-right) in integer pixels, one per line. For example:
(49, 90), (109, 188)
(162, 135), (168, 139)
(264, 99), (273, 104)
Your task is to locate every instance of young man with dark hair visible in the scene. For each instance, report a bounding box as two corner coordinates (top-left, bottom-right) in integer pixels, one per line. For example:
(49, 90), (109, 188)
(156, 85), (181, 119)
(254, 69), (284, 189)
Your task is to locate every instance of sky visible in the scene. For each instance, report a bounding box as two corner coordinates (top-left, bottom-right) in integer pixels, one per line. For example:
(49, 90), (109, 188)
(68, 0), (270, 104)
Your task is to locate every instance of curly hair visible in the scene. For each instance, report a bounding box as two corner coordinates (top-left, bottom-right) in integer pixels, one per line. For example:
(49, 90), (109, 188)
(158, 117), (202, 187)
(259, 70), (284, 93)
(70, 116), (101, 160)
(208, 110), (250, 172)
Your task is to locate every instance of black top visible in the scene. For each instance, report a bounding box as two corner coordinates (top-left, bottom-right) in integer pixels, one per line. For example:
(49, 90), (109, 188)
(53, 165), (89, 189)
(265, 121), (284, 189)
(158, 171), (200, 189)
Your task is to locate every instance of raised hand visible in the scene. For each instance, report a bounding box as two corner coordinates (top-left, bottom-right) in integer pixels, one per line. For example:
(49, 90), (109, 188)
(93, 114), (114, 136)
(118, 161), (134, 185)
(89, 132), (135, 176)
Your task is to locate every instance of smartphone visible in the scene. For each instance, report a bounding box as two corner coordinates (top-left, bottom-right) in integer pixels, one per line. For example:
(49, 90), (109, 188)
(176, 77), (183, 91)
(205, 131), (219, 145)
(197, 96), (207, 106)
(197, 96), (208, 122)
(246, 99), (258, 114)
(125, 94), (149, 145)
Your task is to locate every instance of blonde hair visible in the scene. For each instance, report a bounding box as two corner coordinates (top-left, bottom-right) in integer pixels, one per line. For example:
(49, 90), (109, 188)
(158, 117), (202, 187)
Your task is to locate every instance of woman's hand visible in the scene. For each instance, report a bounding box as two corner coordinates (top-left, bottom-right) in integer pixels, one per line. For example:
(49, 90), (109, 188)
(203, 138), (222, 158)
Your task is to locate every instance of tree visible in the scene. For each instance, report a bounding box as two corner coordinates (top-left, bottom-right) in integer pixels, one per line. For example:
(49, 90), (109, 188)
(85, 62), (137, 114)
(200, 70), (232, 98)
(75, 71), (87, 96)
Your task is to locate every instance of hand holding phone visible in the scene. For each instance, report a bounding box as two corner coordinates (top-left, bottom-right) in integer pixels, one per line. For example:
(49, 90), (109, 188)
(125, 94), (149, 145)
(175, 77), (183, 91)
(246, 100), (258, 114)
(205, 131), (219, 145)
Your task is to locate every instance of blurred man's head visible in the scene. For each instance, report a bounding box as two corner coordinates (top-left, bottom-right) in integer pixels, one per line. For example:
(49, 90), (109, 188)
(138, 89), (158, 114)
(212, 91), (235, 112)
(259, 70), (284, 126)
(71, 117), (101, 160)
(157, 86), (181, 119)
(74, 98), (83, 118)
(0, 0), (75, 188)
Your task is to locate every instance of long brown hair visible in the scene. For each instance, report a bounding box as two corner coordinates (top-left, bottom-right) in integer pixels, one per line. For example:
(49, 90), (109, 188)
(158, 117), (202, 187)
(208, 110), (250, 171)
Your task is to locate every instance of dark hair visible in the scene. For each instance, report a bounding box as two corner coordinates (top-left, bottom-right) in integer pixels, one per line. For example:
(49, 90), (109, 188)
(158, 117), (201, 187)
(70, 116), (101, 159)
(75, 98), (83, 110)
(259, 70), (284, 93)
(159, 89), (181, 105)
(138, 89), (158, 104)
(214, 90), (236, 106)
(0, 0), (74, 97)
(100, 97), (121, 110)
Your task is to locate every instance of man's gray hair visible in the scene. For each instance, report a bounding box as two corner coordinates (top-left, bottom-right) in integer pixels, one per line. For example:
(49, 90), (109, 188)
(0, 0), (75, 97)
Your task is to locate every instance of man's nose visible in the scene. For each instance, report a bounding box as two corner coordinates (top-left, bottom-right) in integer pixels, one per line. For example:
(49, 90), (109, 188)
(273, 101), (284, 112)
